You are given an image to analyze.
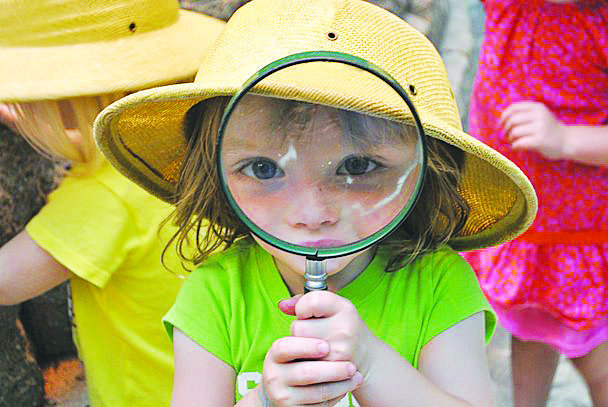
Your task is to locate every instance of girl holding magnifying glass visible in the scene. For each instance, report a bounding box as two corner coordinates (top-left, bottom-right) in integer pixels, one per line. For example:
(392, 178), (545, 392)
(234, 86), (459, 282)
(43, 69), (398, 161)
(94, 0), (538, 406)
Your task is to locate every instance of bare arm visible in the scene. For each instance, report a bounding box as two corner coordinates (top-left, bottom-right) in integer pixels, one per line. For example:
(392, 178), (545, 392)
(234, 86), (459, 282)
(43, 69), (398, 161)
(0, 229), (70, 305)
(353, 312), (493, 407)
(419, 312), (494, 406)
(0, 108), (72, 303)
(558, 125), (608, 167)
(172, 328), (267, 407)
(501, 101), (608, 167)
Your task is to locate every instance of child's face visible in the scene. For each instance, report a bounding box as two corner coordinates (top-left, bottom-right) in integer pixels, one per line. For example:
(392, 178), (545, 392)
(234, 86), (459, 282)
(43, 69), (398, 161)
(221, 95), (420, 278)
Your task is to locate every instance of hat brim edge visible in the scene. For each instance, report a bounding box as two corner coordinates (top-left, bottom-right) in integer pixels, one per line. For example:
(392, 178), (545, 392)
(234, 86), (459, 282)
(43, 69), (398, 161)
(0, 11), (225, 102)
(95, 83), (237, 202)
(423, 118), (538, 250)
(95, 84), (538, 250)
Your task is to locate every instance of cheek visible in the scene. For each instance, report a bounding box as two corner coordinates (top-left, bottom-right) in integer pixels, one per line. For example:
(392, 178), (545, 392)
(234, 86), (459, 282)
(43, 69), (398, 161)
(350, 168), (421, 238)
(235, 194), (278, 231)
(351, 199), (405, 238)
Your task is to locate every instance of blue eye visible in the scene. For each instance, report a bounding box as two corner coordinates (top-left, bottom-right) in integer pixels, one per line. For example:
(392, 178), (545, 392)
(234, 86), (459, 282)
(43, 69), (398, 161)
(336, 155), (381, 176)
(241, 158), (284, 180)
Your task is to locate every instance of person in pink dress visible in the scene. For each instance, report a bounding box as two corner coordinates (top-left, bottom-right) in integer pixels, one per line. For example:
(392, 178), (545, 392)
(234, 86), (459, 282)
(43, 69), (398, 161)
(464, 0), (608, 405)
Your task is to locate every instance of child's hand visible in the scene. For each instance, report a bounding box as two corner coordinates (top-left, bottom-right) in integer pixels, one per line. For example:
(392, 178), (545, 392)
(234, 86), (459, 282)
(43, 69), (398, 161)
(279, 291), (374, 377)
(500, 101), (566, 160)
(261, 333), (363, 406)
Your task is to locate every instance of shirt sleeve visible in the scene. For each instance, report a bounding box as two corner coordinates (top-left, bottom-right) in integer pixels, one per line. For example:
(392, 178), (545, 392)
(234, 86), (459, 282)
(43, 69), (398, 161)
(163, 262), (234, 368)
(423, 249), (496, 344)
(25, 174), (141, 288)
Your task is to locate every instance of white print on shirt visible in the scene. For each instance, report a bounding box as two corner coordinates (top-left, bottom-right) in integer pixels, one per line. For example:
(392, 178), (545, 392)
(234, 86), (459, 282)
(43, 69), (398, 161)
(237, 372), (361, 406)
(237, 372), (262, 397)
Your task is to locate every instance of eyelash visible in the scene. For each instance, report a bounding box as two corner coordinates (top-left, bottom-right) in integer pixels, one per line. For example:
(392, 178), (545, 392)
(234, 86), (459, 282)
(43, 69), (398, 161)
(336, 155), (385, 177)
(237, 155), (385, 181)
(238, 158), (284, 180)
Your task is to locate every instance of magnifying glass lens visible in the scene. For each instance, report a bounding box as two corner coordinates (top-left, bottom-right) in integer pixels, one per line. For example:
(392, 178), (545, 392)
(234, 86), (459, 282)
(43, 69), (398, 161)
(218, 59), (424, 259)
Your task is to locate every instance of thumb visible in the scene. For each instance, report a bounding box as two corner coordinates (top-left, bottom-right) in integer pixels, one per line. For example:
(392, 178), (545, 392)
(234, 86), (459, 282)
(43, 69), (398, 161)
(277, 295), (303, 315)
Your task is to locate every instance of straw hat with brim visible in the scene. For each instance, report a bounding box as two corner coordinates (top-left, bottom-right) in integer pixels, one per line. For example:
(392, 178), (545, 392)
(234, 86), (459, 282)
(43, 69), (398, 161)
(0, 0), (226, 102)
(94, 0), (538, 252)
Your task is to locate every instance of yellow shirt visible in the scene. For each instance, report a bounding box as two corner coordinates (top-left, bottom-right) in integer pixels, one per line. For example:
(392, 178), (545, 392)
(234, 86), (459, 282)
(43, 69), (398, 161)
(26, 161), (187, 407)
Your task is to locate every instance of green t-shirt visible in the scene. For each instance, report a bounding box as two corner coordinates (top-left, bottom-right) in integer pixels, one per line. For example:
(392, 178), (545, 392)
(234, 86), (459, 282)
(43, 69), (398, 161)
(164, 239), (495, 405)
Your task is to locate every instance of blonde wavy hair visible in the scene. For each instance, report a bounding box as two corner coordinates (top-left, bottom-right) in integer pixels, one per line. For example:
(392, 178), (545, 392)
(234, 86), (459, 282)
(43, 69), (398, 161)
(6, 93), (126, 175)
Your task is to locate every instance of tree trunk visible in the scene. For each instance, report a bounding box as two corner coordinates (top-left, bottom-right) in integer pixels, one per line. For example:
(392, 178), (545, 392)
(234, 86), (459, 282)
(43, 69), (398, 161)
(0, 123), (75, 406)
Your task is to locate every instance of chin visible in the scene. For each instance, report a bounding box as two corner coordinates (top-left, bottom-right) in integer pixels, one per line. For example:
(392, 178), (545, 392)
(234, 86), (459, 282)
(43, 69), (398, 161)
(252, 236), (355, 277)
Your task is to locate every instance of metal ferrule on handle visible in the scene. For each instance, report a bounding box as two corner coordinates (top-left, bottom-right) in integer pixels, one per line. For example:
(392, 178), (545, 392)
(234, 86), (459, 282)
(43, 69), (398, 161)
(304, 259), (327, 292)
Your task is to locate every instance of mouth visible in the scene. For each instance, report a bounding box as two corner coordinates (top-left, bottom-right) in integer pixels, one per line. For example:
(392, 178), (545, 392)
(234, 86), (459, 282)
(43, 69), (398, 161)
(299, 239), (346, 248)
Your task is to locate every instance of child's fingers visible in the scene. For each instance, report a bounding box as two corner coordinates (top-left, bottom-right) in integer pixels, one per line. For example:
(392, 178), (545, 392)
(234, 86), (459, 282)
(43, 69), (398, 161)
(501, 100), (542, 119)
(265, 370), (362, 407)
(278, 294), (303, 315)
(500, 103), (524, 126)
(501, 111), (533, 135)
(294, 290), (349, 320)
(500, 101), (547, 132)
(510, 136), (537, 153)
(295, 372), (364, 405)
(285, 360), (357, 386)
(506, 123), (535, 142)
(268, 336), (329, 363)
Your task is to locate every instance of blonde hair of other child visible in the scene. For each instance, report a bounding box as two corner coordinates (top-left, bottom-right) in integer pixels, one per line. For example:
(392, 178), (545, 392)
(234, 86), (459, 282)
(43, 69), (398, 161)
(9, 92), (125, 175)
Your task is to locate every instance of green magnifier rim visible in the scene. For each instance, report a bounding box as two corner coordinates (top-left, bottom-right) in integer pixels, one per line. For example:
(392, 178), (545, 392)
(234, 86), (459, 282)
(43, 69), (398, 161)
(216, 51), (428, 260)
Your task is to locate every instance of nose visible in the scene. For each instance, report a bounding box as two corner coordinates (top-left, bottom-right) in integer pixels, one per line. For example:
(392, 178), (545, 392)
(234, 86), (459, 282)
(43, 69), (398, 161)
(286, 184), (339, 230)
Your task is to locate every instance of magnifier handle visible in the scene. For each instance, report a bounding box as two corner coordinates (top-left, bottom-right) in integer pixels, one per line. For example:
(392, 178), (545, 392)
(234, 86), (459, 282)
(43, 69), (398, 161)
(304, 259), (327, 292)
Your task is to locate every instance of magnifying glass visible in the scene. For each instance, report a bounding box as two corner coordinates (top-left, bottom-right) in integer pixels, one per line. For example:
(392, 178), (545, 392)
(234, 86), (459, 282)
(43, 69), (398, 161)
(217, 51), (427, 292)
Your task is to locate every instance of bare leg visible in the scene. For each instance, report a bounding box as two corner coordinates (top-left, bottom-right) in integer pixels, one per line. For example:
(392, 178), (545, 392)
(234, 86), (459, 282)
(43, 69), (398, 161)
(570, 341), (608, 407)
(511, 336), (560, 407)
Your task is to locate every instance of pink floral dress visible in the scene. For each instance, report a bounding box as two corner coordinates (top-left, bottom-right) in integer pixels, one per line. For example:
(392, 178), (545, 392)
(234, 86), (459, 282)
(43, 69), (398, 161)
(464, 0), (608, 357)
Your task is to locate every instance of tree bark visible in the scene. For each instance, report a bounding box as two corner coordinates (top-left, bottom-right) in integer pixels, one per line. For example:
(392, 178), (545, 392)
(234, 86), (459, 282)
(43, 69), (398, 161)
(0, 123), (74, 406)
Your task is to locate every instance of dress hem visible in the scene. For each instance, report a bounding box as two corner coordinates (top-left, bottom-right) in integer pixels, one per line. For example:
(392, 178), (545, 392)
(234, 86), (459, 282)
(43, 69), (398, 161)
(490, 300), (608, 358)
